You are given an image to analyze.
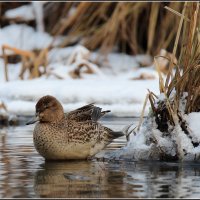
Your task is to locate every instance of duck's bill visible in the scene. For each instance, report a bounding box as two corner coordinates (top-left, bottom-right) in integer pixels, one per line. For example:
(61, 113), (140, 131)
(26, 116), (39, 125)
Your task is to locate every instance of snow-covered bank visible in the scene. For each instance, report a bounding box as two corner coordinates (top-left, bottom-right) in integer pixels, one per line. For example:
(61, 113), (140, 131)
(0, 47), (158, 116)
(0, 24), (159, 117)
(0, 77), (158, 117)
(104, 104), (200, 161)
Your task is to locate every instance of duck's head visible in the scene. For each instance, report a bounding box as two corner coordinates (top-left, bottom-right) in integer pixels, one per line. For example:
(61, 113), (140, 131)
(26, 95), (64, 125)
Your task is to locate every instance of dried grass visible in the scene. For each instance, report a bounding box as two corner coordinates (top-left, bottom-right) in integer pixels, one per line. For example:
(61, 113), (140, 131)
(147, 2), (200, 132)
(41, 2), (184, 56)
(1, 2), (185, 58)
(2, 45), (48, 81)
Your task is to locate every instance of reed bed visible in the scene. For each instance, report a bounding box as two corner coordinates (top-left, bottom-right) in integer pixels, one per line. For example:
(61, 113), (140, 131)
(148, 2), (200, 133)
(1, 2), (183, 56)
(46, 2), (183, 56)
(132, 3), (200, 160)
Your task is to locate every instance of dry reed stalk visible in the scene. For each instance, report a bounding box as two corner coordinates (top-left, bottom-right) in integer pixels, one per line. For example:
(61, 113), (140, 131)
(154, 2), (183, 54)
(146, 2), (200, 133)
(55, 2), (93, 36)
(31, 48), (48, 79)
(51, 2), (75, 35)
(165, 2), (187, 93)
(164, 5), (190, 22)
(154, 57), (175, 124)
(43, 2), (183, 56)
(2, 44), (48, 80)
(137, 93), (149, 131)
(176, 2), (199, 113)
(147, 2), (160, 54)
(134, 2), (199, 137)
(2, 44), (35, 81)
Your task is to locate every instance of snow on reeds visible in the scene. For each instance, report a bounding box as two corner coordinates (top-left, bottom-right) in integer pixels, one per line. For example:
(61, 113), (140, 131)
(111, 2), (200, 162)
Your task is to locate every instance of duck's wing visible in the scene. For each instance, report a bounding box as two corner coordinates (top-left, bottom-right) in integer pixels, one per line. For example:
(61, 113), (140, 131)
(65, 103), (110, 122)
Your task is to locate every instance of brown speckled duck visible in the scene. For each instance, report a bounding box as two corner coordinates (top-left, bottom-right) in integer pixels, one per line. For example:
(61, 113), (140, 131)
(26, 95), (124, 160)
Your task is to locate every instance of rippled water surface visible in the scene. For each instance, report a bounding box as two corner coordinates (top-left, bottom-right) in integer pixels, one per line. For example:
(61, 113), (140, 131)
(1, 117), (200, 198)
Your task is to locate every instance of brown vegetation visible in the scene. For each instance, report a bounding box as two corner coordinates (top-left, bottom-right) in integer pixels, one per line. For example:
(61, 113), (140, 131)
(47, 2), (183, 56)
(1, 2), (184, 56)
(2, 45), (48, 81)
(147, 2), (200, 133)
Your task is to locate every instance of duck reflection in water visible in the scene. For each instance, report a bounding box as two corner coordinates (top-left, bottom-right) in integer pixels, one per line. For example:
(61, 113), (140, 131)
(33, 161), (128, 198)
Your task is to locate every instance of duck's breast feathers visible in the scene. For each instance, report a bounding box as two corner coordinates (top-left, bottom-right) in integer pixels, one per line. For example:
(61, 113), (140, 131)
(65, 103), (110, 122)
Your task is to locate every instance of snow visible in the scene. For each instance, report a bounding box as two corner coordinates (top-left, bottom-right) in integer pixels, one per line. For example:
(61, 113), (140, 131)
(186, 112), (200, 143)
(104, 87), (200, 161)
(4, 2), (46, 32)
(0, 77), (158, 117)
(4, 4), (35, 21)
(109, 111), (200, 161)
(66, 45), (90, 65)
(158, 93), (165, 101)
(0, 23), (160, 117)
(0, 24), (63, 55)
(32, 2), (45, 32)
(179, 92), (188, 113)
(171, 122), (194, 161)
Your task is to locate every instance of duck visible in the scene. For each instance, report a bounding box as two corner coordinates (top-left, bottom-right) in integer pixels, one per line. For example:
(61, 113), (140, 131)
(26, 95), (124, 160)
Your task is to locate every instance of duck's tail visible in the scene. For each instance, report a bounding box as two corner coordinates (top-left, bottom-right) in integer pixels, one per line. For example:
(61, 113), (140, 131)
(107, 123), (136, 141)
(111, 131), (124, 139)
(104, 127), (124, 140)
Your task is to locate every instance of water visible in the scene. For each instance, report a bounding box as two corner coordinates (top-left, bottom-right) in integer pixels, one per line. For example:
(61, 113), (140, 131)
(1, 117), (200, 198)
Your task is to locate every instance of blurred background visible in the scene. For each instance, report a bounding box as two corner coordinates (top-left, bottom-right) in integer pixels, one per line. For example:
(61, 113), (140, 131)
(0, 2), (189, 120)
(0, 2), (184, 55)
